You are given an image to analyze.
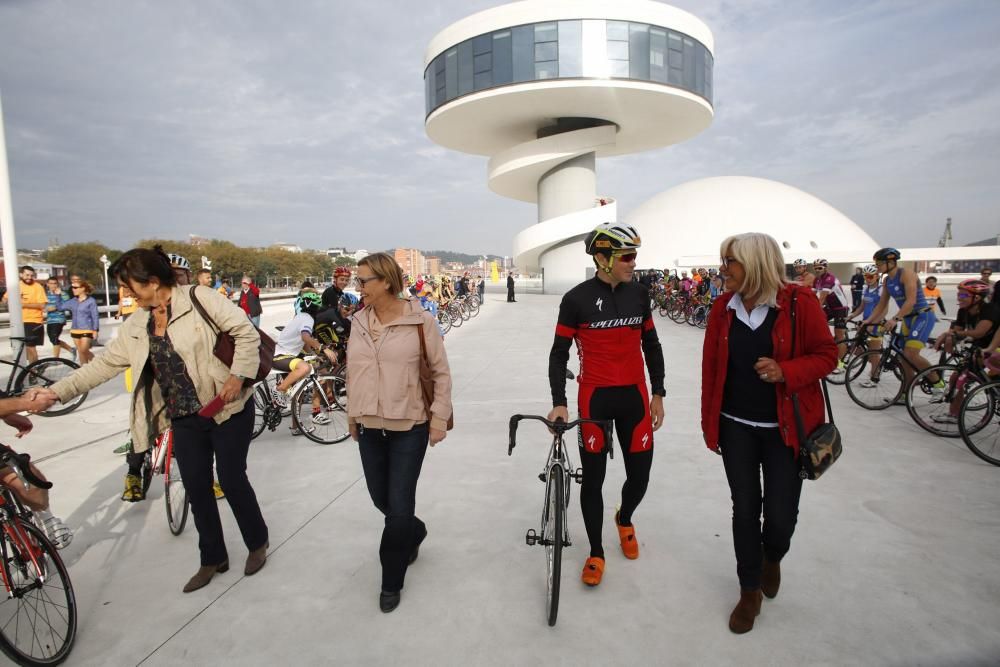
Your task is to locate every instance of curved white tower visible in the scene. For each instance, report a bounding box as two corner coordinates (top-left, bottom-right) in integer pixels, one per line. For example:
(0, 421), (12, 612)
(424, 0), (715, 293)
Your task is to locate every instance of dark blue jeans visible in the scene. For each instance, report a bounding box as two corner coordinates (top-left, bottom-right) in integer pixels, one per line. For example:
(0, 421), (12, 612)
(358, 423), (429, 593)
(719, 417), (803, 590)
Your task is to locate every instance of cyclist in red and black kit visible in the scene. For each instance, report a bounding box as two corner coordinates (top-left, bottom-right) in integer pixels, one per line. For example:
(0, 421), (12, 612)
(547, 222), (665, 587)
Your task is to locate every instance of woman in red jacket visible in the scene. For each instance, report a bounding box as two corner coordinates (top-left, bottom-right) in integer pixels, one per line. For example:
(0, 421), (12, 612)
(701, 233), (836, 634)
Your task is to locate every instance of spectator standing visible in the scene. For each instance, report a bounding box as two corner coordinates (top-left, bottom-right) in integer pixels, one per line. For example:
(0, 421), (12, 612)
(702, 232), (836, 634)
(507, 271), (516, 302)
(238, 276), (263, 327)
(477, 274), (485, 305)
(347, 252), (453, 613)
(44, 278), (74, 359)
(196, 269), (213, 287)
(61, 279), (100, 364)
(924, 276), (946, 315)
(217, 279), (233, 298)
(2, 266), (48, 363)
(849, 267), (865, 310)
(322, 267), (351, 309)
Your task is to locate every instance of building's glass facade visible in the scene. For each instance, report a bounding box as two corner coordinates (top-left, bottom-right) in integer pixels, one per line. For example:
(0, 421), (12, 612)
(425, 19), (713, 116)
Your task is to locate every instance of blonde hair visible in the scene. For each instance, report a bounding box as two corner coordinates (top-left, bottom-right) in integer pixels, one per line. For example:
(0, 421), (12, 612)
(720, 233), (787, 307)
(357, 252), (404, 296)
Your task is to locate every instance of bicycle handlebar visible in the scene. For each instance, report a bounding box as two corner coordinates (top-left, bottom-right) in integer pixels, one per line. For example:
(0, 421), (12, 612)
(0, 445), (53, 491)
(507, 414), (615, 458)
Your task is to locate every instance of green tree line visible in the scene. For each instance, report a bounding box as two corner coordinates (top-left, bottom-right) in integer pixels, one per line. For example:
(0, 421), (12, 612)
(44, 239), (342, 287)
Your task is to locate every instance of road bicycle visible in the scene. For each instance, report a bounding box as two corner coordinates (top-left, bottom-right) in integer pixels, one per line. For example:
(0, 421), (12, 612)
(252, 360), (349, 444)
(958, 378), (1000, 466)
(844, 324), (946, 410)
(826, 320), (879, 385)
(135, 429), (189, 535)
(904, 341), (992, 438)
(507, 414), (613, 627)
(0, 445), (77, 666)
(0, 338), (87, 416)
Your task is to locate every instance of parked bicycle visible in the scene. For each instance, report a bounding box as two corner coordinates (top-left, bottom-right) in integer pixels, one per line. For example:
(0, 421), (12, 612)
(0, 444), (77, 666)
(252, 360), (349, 444)
(507, 414), (613, 627)
(0, 338), (86, 416)
(844, 323), (945, 410)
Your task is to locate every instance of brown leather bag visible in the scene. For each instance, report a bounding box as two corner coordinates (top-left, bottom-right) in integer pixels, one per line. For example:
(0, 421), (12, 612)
(189, 287), (276, 386)
(416, 323), (454, 430)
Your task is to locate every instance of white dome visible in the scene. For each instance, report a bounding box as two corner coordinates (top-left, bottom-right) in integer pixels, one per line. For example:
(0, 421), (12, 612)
(629, 176), (879, 268)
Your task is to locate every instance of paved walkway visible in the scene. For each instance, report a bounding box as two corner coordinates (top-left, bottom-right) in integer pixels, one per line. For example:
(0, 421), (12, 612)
(4, 292), (999, 666)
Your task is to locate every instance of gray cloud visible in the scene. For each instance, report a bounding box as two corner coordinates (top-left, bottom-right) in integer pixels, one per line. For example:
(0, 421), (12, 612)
(1, 0), (997, 254)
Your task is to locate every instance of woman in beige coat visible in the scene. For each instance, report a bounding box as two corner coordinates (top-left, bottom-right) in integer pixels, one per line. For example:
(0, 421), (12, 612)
(347, 252), (452, 613)
(33, 247), (269, 593)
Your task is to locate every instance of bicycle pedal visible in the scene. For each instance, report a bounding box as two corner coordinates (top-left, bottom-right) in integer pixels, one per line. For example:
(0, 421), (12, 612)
(525, 529), (538, 546)
(572, 468), (584, 484)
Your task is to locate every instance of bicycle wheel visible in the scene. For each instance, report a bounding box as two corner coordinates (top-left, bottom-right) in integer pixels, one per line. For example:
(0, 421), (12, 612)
(437, 309), (453, 335)
(906, 364), (966, 437)
(448, 305), (463, 327)
(164, 456), (189, 536)
(292, 376), (350, 444)
(542, 465), (564, 627)
(959, 381), (1000, 466)
(14, 359), (88, 416)
(263, 374), (292, 417)
(845, 349), (903, 410)
(251, 384), (270, 440)
(0, 518), (77, 666)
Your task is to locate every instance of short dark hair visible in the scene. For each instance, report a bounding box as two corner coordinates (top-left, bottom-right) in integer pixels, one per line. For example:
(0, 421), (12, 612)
(109, 245), (176, 288)
(300, 280), (314, 289)
(926, 275), (937, 282)
(196, 268), (211, 276)
(19, 265), (35, 274)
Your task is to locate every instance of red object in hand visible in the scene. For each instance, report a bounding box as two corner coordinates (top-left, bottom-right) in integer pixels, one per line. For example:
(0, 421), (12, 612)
(198, 395), (225, 419)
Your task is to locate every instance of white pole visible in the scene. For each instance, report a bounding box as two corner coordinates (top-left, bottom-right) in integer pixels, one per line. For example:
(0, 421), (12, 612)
(100, 255), (111, 322)
(0, 90), (25, 358)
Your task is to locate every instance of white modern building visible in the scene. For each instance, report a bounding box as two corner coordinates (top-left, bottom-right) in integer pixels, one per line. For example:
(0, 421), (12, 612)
(424, 0), (714, 293)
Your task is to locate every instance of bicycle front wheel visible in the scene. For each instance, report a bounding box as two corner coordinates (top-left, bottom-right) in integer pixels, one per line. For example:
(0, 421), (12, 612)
(959, 381), (1000, 466)
(543, 466), (564, 627)
(905, 364), (964, 437)
(292, 376), (350, 444)
(14, 359), (88, 416)
(164, 456), (189, 536)
(0, 518), (78, 666)
(845, 349), (903, 410)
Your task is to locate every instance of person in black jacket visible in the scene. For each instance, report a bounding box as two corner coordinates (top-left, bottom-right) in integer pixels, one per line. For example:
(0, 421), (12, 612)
(506, 272), (516, 302)
(849, 267), (865, 310)
(547, 223), (665, 588)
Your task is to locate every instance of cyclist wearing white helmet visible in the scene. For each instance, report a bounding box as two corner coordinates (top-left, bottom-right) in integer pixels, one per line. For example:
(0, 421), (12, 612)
(791, 259), (815, 288)
(167, 253), (192, 286)
(548, 222), (665, 587)
(848, 264), (885, 364)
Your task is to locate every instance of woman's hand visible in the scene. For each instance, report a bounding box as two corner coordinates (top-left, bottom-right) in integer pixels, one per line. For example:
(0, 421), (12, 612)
(220, 375), (244, 403)
(429, 427), (446, 446)
(754, 357), (785, 383)
(349, 423), (359, 442)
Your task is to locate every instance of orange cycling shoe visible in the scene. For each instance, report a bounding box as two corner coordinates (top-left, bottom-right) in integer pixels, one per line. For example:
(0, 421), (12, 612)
(616, 510), (639, 560)
(581, 556), (605, 586)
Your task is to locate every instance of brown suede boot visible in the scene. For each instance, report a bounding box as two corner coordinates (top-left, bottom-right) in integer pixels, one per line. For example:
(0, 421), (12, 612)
(183, 561), (229, 593)
(761, 558), (781, 599)
(728, 588), (763, 634)
(244, 541), (269, 576)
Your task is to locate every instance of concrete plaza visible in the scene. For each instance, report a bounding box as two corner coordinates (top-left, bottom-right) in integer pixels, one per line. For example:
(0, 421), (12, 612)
(4, 290), (999, 666)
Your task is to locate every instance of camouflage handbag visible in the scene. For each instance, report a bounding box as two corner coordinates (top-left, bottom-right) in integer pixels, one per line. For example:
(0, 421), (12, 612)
(789, 294), (843, 481)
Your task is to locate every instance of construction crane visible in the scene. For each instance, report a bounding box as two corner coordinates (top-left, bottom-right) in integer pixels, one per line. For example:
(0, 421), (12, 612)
(938, 217), (953, 248)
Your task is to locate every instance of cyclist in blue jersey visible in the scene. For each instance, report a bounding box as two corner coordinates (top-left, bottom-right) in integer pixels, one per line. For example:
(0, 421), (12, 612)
(848, 264), (884, 380)
(860, 248), (942, 392)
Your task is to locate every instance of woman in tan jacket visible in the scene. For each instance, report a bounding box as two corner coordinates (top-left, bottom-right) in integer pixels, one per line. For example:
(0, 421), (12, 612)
(32, 247), (269, 593)
(347, 252), (452, 613)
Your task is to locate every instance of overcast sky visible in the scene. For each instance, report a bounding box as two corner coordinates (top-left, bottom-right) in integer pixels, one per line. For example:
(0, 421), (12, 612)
(1, 0), (998, 255)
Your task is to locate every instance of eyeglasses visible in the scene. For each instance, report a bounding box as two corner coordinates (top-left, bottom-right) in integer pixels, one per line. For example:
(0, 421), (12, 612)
(355, 275), (379, 287)
(957, 292), (972, 299)
(720, 256), (738, 268)
(613, 252), (637, 263)
(71, 285), (82, 289)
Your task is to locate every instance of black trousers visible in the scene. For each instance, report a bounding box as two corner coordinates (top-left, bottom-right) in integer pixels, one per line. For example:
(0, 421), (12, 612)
(719, 417), (803, 590)
(507, 286), (515, 301)
(171, 400), (269, 566)
(358, 423), (429, 593)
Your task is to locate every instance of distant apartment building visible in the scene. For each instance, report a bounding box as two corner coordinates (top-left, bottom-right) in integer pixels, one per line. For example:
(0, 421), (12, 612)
(425, 256), (441, 276)
(394, 248), (426, 277)
(326, 247), (348, 258)
(189, 234), (210, 247)
(272, 243), (303, 254)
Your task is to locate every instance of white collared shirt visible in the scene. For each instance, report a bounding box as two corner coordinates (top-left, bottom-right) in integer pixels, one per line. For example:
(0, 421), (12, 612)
(727, 292), (772, 331)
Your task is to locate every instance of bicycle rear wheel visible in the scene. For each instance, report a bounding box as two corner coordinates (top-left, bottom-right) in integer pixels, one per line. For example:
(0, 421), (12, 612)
(0, 518), (77, 666)
(14, 359), (88, 417)
(845, 350), (903, 410)
(959, 381), (1000, 466)
(251, 384), (270, 440)
(542, 466), (564, 627)
(164, 456), (189, 536)
(292, 376), (350, 444)
(905, 364), (965, 437)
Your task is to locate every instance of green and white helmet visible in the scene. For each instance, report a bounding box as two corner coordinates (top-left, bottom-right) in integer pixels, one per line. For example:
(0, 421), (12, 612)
(584, 223), (641, 256)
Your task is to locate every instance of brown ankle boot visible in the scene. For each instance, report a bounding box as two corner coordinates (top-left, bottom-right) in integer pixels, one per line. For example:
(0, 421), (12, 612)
(183, 560), (229, 593)
(244, 541), (269, 576)
(728, 588), (763, 634)
(762, 559), (781, 599)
